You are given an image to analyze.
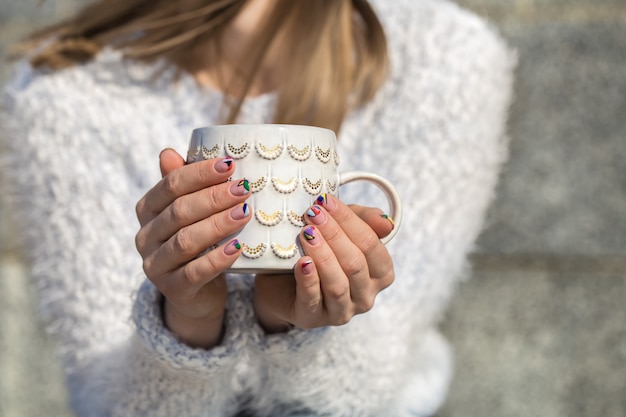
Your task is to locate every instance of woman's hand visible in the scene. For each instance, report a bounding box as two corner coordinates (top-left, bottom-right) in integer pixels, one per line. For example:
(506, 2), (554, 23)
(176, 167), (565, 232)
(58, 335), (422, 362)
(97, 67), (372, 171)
(254, 194), (396, 333)
(135, 149), (252, 348)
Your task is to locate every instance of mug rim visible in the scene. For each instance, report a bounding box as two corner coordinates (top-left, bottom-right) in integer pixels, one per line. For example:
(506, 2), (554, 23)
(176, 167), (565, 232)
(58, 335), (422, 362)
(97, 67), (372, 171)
(191, 124), (335, 136)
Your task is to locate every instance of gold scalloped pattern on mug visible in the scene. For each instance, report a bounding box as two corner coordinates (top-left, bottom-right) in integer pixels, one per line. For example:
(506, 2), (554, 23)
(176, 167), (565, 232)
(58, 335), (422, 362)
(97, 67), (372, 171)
(255, 209), (284, 226)
(202, 144), (222, 160)
(225, 142), (251, 159)
(272, 177), (299, 194)
(287, 210), (306, 227)
(333, 149), (340, 166)
(326, 180), (338, 193)
(249, 176), (268, 193)
(287, 144), (312, 161)
(271, 243), (298, 259)
(315, 146), (332, 163)
(187, 146), (200, 163)
(255, 143), (284, 160)
(303, 178), (323, 195)
(242, 243), (267, 259)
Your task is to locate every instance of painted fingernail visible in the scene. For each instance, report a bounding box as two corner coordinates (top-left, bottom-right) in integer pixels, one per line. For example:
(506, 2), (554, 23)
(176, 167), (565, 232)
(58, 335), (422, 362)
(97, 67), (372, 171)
(301, 259), (314, 275)
(230, 203), (250, 220)
(306, 205), (325, 224)
(224, 239), (242, 255)
(303, 226), (318, 244)
(316, 194), (335, 210)
(215, 158), (234, 173)
(231, 179), (250, 196)
(381, 214), (395, 230)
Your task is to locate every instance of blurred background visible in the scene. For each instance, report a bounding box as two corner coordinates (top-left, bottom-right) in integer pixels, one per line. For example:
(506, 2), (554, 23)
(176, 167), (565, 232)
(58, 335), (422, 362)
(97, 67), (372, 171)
(0, 0), (624, 416)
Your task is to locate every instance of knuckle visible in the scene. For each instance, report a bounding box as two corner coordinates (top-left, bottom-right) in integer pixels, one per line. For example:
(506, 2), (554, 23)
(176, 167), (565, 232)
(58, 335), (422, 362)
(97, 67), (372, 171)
(343, 257), (366, 278)
(169, 198), (188, 224)
(325, 282), (349, 300)
(333, 312), (352, 326)
(181, 263), (201, 287)
(162, 172), (181, 196)
(202, 252), (222, 276)
(135, 198), (146, 219)
(171, 227), (194, 256)
(354, 297), (375, 314)
(142, 257), (154, 278)
(359, 232), (381, 257)
(380, 268), (395, 289)
(322, 225), (343, 243)
(193, 161), (213, 184)
(208, 215), (229, 239)
(135, 229), (147, 254)
(205, 187), (222, 211)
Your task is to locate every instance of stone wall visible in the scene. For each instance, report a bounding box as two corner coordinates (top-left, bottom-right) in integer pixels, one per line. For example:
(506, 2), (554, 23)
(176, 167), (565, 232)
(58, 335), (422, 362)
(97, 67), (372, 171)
(0, 0), (624, 416)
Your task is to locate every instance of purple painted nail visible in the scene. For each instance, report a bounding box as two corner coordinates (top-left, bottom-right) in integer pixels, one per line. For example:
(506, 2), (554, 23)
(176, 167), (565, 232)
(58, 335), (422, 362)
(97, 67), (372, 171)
(303, 226), (317, 244)
(224, 239), (242, 255)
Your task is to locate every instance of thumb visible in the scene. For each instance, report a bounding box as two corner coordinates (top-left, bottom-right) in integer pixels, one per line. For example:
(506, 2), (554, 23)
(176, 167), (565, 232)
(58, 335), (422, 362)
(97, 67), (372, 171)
(159, 148), (185, 177)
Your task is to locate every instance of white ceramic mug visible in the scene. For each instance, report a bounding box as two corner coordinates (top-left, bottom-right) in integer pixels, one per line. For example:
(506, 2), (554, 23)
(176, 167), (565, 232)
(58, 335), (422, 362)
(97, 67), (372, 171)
(187, 124), (402, 273)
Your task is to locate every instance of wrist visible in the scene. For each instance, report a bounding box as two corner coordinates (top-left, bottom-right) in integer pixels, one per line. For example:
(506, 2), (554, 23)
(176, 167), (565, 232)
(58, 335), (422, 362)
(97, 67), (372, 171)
(253, 289), (293, 334)
(163, 298), (225, 348)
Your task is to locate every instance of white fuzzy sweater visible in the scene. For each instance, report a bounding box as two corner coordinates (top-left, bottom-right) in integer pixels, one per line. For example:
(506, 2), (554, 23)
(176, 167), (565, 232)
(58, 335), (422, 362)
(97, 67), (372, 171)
(1, 1), (514, 416)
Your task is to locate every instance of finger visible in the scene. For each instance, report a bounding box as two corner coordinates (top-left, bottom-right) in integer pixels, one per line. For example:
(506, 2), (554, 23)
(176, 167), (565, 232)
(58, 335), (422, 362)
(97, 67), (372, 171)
(304, 206), (374, 311)
(143, 203), (252, 275)
(299, 226), (352, 323)
(292, 257), (323, 325)
(137, 180), (251, 252)
(136, 157), (235, 226)
(316, 195), (392, 282)
(159, 239), (242, 302)
(348, 204), (395, 239)
(159, 148), (185, 177)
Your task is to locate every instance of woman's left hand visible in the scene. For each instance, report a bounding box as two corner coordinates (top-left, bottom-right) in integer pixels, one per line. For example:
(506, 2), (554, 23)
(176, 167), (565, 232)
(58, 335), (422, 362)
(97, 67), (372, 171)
(254, 194), (396, 333)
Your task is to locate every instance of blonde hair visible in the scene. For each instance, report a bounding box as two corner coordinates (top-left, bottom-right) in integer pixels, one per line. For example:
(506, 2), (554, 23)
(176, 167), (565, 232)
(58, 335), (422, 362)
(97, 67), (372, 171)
(19, 0), (389, 132)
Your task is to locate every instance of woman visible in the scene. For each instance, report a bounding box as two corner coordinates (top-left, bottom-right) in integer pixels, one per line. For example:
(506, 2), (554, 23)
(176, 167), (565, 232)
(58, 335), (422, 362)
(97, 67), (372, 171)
(1, 0), (514, 415)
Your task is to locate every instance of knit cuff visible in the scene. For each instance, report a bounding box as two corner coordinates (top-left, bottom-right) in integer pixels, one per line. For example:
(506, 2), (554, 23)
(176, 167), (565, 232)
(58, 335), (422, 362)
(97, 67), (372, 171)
(132, 279), (247, 372)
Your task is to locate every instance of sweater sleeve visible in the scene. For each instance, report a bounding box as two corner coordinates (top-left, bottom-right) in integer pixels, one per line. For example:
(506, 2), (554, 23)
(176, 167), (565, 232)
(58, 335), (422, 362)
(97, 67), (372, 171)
(244, 2), (516, 416)
(0, 62), (248, 417)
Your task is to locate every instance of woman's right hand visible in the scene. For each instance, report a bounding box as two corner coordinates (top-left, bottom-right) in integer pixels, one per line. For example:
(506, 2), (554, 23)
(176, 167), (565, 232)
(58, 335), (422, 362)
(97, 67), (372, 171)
(135, 149), (252, 348)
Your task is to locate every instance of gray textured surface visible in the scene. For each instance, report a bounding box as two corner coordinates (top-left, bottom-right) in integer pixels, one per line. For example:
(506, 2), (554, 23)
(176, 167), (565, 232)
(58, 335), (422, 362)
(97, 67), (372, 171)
(439, 257), (626, 417)
(1, 0), (625, 416)
(477, 21), (626, 255)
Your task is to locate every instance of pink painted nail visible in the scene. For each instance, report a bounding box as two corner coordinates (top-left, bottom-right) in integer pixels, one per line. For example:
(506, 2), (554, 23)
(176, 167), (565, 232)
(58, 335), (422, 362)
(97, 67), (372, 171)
(215, 158), (234, 173)
(301, 260), (314, 275)
(224, 239), (242, 255)
(231, 179), (250, 196)
(306, 205), (325, 224)
(381, 214), (395, 230)
(316, 194), (335, 210)
(230, 203), (250, 220)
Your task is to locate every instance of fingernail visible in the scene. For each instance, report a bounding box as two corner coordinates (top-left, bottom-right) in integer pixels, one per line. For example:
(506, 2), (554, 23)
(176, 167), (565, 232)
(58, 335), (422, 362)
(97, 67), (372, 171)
(224, 239), (242, 255)
(215, 158), (234, 173)
(301, 260), (314, 275)
(303, 226), (318, 244)
(306, 205), (325, 225)
(230, 203), (250, 220)
(316, 194), (335, 210)
(231, 179), (250, 196)
(381, 214), (395, 230)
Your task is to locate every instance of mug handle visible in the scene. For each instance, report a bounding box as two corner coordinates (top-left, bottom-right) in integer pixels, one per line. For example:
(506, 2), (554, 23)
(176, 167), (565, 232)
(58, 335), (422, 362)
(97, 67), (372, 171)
(339, 171), (402, 245)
